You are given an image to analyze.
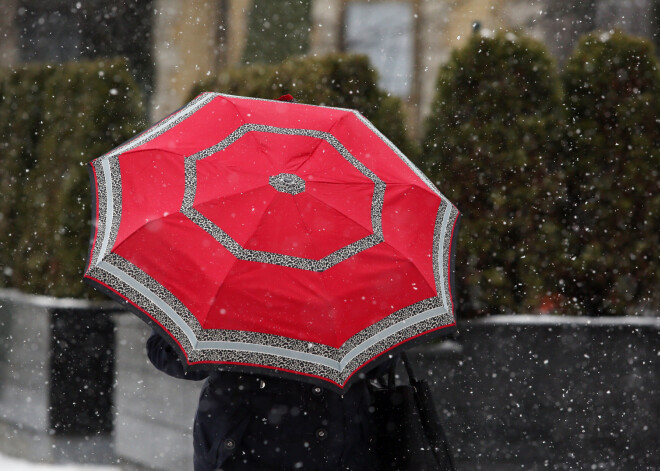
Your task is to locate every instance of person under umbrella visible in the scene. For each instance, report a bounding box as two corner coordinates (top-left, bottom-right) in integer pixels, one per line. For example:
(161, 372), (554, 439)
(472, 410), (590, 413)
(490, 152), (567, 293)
(147, 328), (386, 471)
(143, 94), (390, 471)
(85, 92), (460, 470)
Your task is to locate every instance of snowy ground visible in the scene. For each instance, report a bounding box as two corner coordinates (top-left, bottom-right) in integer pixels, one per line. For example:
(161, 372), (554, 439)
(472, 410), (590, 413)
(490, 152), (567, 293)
(0, 453), (120, 471)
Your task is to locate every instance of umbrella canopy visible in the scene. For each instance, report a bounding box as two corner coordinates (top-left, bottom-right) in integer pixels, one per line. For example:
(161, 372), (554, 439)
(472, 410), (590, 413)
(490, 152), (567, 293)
(84, 93), (460, 391)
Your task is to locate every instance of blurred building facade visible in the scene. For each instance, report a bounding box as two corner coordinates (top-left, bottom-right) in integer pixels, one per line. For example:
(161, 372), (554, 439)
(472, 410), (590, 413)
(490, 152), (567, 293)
(1, 0), (658, 131)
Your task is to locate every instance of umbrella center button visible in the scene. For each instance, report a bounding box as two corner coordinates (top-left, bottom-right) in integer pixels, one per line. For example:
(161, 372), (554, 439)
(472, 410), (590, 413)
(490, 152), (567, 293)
(269, 173), (305, 195)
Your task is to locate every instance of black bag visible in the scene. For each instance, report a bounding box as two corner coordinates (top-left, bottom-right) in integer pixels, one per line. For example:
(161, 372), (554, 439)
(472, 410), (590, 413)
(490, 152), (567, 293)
(368, 353), (457, 471)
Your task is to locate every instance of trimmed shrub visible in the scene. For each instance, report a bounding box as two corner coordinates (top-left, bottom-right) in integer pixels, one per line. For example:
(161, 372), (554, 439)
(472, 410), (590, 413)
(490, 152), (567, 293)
(0, 65), (57, 288)
(560, 30), (660, 315)
(423, 32), (565, 317)
(190, 53), (418, 159)
(0, 59), (145, 298)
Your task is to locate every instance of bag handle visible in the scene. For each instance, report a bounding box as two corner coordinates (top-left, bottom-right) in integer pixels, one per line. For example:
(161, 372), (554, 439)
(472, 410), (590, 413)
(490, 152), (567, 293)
(400, 351), (458, 471)
(387, 355), (398, 388)
(401, 351), (418, 384)
(380, 352), (417, 387)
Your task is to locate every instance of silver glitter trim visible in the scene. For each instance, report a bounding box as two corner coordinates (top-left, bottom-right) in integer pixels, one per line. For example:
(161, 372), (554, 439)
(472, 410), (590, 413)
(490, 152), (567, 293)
(86, 253), (455, 385)
(89, 160), (107, 268)
(269, 173), (305, 195)
(181, 123), (386, 272)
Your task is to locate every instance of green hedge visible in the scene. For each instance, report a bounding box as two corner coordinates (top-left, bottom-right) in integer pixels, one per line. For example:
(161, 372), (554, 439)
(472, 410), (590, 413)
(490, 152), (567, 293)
(423, 32), (565, 317)
(190, 53), (418, 160)
(0, 65), (56, 288)
(4, 34), (656, 316)
(0, 59), (145, 298)
(559, 31), (660, 315)
(423, 30), (660, 317)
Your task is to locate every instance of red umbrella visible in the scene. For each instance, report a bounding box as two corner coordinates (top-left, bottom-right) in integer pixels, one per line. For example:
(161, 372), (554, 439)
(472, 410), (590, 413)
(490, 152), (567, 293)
(84, 93), (460, 391)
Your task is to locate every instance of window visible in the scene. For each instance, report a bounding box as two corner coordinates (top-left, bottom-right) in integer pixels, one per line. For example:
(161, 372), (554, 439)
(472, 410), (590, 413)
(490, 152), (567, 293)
(16, 0), (154, 96)
(344, 1), (414, 98)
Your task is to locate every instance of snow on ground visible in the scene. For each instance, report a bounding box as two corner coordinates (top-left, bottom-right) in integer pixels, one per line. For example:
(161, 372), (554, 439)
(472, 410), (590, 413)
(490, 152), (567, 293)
(0, 453), (120, 471)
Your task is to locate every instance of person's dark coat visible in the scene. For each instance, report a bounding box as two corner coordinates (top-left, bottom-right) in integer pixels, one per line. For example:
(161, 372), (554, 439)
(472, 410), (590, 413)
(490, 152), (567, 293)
(147, 331), (382, 471)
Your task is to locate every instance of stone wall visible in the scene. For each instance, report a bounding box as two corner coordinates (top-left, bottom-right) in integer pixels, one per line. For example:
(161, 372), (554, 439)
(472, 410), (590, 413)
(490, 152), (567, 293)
(1, 289), (656, 470)
(114, 315), (201, 471)
(416, 315), (659, 470)
(113, 314), (658, 471)
(0, 289), (118, 463)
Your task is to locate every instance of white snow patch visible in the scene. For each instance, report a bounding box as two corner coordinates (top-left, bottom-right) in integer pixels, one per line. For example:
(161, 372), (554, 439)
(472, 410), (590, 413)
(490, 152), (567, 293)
(470, 314), (660, 327)
(0, 453), (120, 471)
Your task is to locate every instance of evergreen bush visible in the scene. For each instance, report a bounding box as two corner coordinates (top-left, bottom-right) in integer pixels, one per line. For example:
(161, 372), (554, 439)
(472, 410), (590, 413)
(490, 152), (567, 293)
(0, 65), (57, 288)
(422, 32), (565, 317)
(560, 30), (660, 315)
(190, 53), (418, 159)
(0, 59), (145, 298)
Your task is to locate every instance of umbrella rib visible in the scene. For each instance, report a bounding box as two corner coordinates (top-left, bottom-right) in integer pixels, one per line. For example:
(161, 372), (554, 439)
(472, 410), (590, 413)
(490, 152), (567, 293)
(109, 213), (188, 256)
(191, 177), (272, 209)
(222, 96), (251, 124)
(290, 132), (329, 173)
(374, 238), (438, 296)
(302, 191), (375, 235)
(289, 111), (351, 175)
(219, 97), (277, 167)
(225, 98), (289, 169)
(111, 146), (184, 160)
(292, 196), (314, 236)
(200, 247), (334, 339)
(239, 192), (303, 250)
(201, 255), (243, 328)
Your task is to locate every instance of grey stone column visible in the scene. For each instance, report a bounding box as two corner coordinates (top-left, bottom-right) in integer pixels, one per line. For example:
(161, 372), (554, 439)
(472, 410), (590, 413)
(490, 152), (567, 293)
(417, 0), (454, 121)
(151, 0), (220, 121)
(310, 0), (345, 55)
(225, 0), (253, 66)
